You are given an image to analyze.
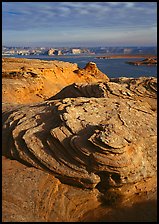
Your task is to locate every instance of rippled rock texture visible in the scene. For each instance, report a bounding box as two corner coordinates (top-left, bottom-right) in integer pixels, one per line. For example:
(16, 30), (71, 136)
(3, 96), (157, 187)
(2, 75), (157, 222)
(50, 77), (157, 111)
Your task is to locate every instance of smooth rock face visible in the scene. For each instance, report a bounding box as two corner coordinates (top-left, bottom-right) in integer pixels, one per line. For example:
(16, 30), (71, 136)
(2, 156), (100, 222)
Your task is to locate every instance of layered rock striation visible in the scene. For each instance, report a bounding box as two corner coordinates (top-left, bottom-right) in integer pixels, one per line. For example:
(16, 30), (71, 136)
(2, 58), (157, 222)
(50, 77), (157, 111)
(2, 91), (157, 188)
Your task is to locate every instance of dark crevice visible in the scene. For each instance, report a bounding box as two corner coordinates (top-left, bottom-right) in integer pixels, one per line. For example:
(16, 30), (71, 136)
(95, 171), (122, 194)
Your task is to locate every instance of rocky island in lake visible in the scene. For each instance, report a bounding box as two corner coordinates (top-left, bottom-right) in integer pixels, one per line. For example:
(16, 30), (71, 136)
(2, 57), (157, 222)
(126, 57), (157, 66)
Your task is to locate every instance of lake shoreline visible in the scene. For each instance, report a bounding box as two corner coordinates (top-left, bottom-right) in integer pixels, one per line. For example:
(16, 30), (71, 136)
(3, 53), (157, 59)
(96, 54), (156, 59)
(2, 55), (157, 78)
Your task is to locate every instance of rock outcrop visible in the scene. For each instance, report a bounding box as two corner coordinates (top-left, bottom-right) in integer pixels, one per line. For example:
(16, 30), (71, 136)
(73, 61), (109, 81)
(126, 57), (157, 66)
(2, 94), (157, 188)
(2, 156), (100, 222)
(2, 58), (109, 104)
(49, 77), (157, 111)
(2, 58), (157, 222)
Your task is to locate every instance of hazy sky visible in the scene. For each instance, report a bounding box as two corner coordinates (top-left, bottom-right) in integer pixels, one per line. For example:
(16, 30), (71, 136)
(2, 2), (157, 47)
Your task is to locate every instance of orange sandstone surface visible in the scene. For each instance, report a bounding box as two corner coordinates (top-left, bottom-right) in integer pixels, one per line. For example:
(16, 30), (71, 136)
(2, 57), (109, 104)
(2, 57), (157, 222)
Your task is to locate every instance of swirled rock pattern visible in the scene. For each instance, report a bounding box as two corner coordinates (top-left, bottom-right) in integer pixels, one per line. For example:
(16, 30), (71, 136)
(3, 97), (157, 190)
(50, 77), (157, 111)
(2, 72), (157, 221)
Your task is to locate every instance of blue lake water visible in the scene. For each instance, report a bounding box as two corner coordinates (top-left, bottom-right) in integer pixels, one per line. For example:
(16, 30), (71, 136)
(7, 55), (157, 78)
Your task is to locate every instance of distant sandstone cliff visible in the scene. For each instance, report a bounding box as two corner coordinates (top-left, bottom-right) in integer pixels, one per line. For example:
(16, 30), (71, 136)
(2, 58), (157, 222)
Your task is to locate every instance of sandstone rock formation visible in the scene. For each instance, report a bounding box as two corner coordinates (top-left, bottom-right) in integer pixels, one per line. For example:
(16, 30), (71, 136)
(2, 95), (157, 187)
(73, 61), (109, 80)
(2, 156), (100, 222)
(126, 57), (157, 66)
(2, 155), (157, 222)
(50, 77), (157, 111)
(2, 58), (157, 222)
(2, 58), (109, 104)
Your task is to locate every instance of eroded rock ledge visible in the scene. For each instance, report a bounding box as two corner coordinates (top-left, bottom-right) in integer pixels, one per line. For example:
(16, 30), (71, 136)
(50, 76), (157, 110)
(2, 58), (109, 104)
(2, 76), (157, 222)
